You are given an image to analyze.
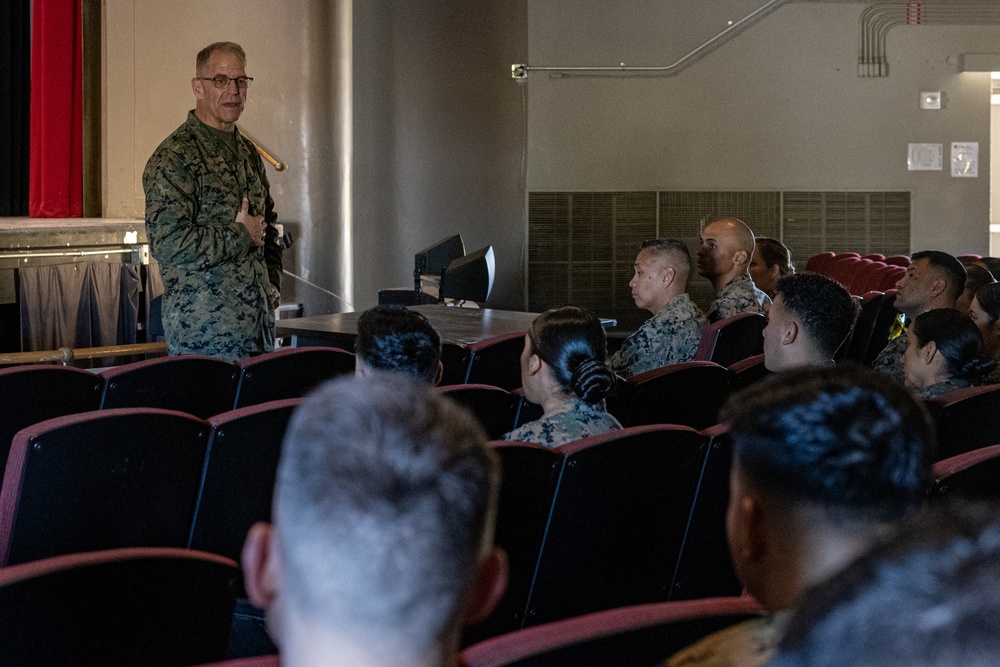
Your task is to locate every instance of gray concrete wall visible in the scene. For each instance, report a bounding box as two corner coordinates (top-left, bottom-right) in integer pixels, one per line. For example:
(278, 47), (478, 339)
(526, 1), (997, 257)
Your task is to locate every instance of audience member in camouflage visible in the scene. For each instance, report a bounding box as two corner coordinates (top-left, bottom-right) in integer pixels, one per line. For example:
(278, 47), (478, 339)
(902, 308), (995, 399)
(144, 42), (282, 363)
(610, 294), (705, 378)
(708, 274), (771, 323)
(502, 306), (621, 449)
(872, 251), (966, 384)
(697, 218), (771, 323)
(610, 239), (706, 378)
(502, 396), (622, 448)
(970, 282), (1000, 385)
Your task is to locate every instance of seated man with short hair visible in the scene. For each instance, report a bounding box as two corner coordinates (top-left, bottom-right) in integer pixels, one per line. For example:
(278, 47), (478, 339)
(355, 304), (443, 383)
(762, 273), (859, 372)
(609, 239), (707, 378)
(241, 374), (508, 667)
(697, 218), (771, 322)
(664, 365), (932, 667)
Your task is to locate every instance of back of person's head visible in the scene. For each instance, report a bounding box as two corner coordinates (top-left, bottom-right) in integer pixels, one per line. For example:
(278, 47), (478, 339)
(773, 503), (1000, 667)
(775, 273), (859, 358)
(910, 308), (996, 382)
(976, 256), (1000, 278)
(722, 364), (933, 525)
(911, 250), (967, 303)
(529, 305), (616, 403)
(267, 374), (500, 658)
(974, 282), (1000, 323)
(355, 304), (442, 383)
(639, 238), (693, 280)
(754, 237), (795, 275)
(957, 264), (996, 314)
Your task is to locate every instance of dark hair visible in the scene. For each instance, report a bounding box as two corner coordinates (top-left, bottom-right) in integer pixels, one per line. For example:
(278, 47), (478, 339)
(722, 364), (933, 525)
(529, 306), (616, 403)
(974, 282), (1000, 323)
(964, 264), (996, 298)
(911, 250), (967, 303)
(911, 309), (996, 381)
(196, 42), (247, 74)
(977, 256), (1000, 278)
(773, 503), (1000, 667)
(776, 273), (860, 357)
(639, 238), (692, 273)
(754, 237), (795, 275)
(355, 305), (442, 382)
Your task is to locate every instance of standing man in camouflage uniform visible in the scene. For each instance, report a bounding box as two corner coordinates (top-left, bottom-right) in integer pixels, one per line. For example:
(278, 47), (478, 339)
(697, 218), (770, 323)
(144, 42), (282, 362)
(609, 239), (707, 378)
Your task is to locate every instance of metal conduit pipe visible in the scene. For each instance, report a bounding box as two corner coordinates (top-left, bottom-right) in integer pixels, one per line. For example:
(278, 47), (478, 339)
(859, 2), (1000, 77)
(511, 0), (792, 80)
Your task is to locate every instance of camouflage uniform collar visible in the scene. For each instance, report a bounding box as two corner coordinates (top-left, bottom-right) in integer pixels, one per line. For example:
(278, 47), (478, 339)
(655, 292), (692, 316)
(185, 110), (250, 160)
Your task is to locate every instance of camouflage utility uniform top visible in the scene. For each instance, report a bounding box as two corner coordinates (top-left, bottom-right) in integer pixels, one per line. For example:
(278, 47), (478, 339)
(663, 612), (789, 667)
(144, 112), (282, 362)
(872, 333), (907, 384)
(707, 275), (771, 323)
(609, 293), (707, 378)
(917, 378), (970, 399)
(501, 397), (622, 449)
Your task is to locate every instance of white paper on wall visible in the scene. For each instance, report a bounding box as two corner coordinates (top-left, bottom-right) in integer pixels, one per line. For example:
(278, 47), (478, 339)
(951, 142), (979, 178)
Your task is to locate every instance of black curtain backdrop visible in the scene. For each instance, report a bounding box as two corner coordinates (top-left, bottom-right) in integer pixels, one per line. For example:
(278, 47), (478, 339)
(1, 0), (30, 215)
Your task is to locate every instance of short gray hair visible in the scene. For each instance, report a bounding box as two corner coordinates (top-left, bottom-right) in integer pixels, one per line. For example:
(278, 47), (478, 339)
(274, 373), (499, 651)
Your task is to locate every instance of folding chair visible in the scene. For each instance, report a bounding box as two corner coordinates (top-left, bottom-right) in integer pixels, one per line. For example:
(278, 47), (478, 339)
(439, 341), (474, 386)
(930, 443), (1000, 501)
(0, 365), (103, 473)
(188, 399), (300, 561)
(523, 425), (710, 626)
(232, 346), (354, 409)
(694, 313), (765, 368)
(610, 361), (731, 430)
(727, 354), (769, 396)
(0, 408), (209, 565)
(804, 252), (835, 275)
(0, 547), (239, 666)
(99, 354), (238, 418)
(928, 384), (1000, 461)
(842, 292), (883, 363)
(464, 441), (564, 644)
(438, 384), (522, 440)
(465, 332), (528, 390)
(864, 290), (898, 365)
(463, 597), (763, 667)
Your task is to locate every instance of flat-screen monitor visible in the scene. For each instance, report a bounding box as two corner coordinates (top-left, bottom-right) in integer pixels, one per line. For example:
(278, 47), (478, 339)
(440, 245), (495, 303)
(414, 234), (466, 276)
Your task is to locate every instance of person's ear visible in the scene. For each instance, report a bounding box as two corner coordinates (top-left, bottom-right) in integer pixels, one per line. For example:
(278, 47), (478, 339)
(662, 266), (676, 288)
(922, 340), (939, 365)
(526, 353), (543, 377)
(242, 522), (279, 611)
(782, 320), (799, 346)
(464, 547), (509, 626)
(433, 360), (444, 386)
(192, 77), (205, 100)
(768, 264), (782, 282)
(734, 249), (749, 268)
(736, 496), (767, 564)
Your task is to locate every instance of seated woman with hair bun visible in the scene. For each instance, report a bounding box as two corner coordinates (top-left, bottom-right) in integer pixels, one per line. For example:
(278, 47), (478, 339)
(903, 308), (996, 399)
(502, 305), (622, 448)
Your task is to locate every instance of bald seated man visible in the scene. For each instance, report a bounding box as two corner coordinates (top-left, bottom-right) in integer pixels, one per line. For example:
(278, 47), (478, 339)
(697, 218), (771, 323)
(241, 374), (508, 667)
(609, 239), (707, 378)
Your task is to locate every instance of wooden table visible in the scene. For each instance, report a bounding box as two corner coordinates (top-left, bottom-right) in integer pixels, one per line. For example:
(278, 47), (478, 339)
(277, 305), (546, 350)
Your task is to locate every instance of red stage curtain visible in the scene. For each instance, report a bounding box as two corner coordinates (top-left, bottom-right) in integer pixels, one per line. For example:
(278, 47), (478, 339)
(29, 0), (83, 218)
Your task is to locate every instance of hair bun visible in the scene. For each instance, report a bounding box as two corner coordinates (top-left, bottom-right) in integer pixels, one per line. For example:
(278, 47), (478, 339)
(960, 356), (998, 381)
(570, 358), (616, 403)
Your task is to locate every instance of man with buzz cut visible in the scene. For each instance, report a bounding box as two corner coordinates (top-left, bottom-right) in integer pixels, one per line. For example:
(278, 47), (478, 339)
(664, 365), (932, 667)
(762, 273), (859, 372)
(872, 250), (966, 384)
(697, 217), (771, 323)
(609, 239), (707, 378)
(241, 374), (508, 667)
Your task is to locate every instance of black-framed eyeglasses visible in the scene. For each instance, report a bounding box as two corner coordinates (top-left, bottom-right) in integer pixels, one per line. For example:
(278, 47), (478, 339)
(197, 75), (253, 89)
